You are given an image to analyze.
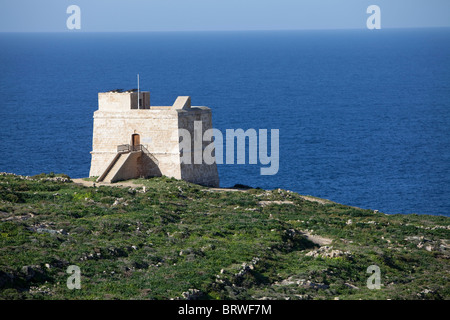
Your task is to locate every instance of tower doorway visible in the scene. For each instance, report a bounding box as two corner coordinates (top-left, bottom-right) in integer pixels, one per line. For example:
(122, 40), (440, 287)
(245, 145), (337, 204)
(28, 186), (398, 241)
(132, 134), (140, 146)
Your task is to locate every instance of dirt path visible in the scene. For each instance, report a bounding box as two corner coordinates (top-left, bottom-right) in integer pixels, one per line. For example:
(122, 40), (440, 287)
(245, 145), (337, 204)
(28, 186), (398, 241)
(72, 178), (144, 189)
(72, 179), (248, 192)
(72, 179), (335, 209)
(72, 178), (334, 246)
(299, 195), (334, 205)
(299, 231), (333, 246)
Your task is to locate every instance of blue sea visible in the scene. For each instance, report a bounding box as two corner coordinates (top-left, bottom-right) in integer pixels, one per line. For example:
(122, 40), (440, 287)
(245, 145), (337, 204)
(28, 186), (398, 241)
(0, 29), (449, 216)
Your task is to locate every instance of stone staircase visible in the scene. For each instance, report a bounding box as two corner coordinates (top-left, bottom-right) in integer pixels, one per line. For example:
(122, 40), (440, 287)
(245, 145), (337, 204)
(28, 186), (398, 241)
(97, 152), (132, 183)
(96, 144), (159, 183)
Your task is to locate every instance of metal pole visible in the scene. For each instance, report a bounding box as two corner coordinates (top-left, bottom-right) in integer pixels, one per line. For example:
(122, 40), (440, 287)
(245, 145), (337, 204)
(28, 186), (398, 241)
(137, 74), (140, 109)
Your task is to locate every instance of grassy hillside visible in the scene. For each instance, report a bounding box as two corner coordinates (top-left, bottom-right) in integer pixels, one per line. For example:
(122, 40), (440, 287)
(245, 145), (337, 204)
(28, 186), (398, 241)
(0, 172), (448, 300)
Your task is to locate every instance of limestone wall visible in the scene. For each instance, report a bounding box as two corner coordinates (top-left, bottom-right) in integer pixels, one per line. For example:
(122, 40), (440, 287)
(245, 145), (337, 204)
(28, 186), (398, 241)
(98, 91), (150, 112)
(89, 109), (181, 178)
(177, 107), (220, 187)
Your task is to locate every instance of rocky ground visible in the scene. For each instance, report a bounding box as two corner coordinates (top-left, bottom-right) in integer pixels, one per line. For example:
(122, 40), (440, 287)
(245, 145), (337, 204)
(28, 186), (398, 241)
(0, 172), (449, 300)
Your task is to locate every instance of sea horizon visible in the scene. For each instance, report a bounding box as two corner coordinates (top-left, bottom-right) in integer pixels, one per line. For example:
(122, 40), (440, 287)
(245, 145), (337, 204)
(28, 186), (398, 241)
(1, 28), (449, 216)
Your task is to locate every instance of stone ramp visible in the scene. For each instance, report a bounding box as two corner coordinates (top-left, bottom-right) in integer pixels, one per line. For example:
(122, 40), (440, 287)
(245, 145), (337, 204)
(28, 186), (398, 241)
(97, 152), (133, 183)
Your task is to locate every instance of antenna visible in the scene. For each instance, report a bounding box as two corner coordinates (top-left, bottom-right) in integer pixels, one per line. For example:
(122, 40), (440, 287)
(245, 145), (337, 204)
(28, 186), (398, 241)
(137, 74), (140, 109)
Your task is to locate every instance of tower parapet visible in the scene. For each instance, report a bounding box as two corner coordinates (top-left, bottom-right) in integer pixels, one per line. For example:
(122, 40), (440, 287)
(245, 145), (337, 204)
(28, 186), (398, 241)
(98, 90), (150, 111)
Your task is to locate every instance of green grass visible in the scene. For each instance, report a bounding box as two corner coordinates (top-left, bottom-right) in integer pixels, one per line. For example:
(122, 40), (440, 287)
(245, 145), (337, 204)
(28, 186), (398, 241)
(0, 173), (448, 300)
(82, 177), (98, 182)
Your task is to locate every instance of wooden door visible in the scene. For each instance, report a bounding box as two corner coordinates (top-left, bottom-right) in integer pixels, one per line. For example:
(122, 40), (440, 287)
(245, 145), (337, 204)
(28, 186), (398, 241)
(132, 134), (140, 146)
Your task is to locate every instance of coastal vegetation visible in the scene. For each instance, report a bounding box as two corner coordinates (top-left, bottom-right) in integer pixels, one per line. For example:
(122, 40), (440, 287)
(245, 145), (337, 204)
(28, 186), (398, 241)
(0, 173), (448, 300)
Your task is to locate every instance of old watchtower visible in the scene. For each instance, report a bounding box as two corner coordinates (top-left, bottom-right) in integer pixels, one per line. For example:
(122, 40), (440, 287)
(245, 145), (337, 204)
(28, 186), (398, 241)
(89, 89), (219, 187)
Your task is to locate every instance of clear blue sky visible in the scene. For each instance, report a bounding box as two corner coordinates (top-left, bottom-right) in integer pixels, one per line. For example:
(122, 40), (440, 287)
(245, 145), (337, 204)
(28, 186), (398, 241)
(1, 0), (449, 32)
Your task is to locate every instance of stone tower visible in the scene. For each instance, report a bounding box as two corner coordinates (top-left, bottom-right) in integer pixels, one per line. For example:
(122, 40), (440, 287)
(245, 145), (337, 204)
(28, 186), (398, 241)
(89, 89), (219, 187)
